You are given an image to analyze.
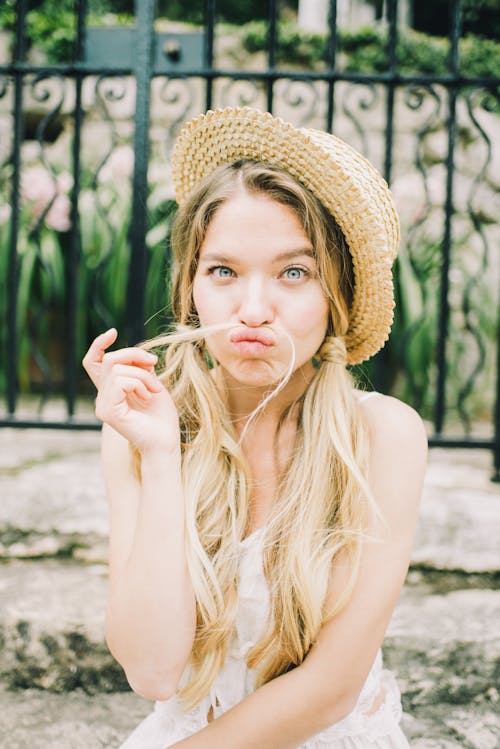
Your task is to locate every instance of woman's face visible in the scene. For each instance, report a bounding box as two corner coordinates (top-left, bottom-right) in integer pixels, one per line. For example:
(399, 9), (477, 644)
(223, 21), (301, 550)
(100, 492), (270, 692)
(192, 191), (329, 389)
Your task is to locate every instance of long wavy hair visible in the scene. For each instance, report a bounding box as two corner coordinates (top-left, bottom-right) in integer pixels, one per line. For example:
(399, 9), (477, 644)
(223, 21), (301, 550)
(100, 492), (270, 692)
(135, 160), (381, 709)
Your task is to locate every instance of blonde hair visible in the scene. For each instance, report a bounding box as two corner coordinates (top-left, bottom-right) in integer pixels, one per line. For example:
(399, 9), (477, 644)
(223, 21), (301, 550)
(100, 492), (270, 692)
(135, 160), (379, 708)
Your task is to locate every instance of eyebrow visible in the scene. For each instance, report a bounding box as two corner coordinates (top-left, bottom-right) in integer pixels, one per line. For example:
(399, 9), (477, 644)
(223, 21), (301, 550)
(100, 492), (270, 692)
(199, 249), (316, 264)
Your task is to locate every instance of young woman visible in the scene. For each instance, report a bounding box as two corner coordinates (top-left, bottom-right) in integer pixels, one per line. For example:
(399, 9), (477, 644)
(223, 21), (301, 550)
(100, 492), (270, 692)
(83, 107), (427, 748)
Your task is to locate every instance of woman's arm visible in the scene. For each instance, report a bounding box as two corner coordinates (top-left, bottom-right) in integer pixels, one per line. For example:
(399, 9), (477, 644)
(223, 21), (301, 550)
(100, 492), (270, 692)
(103, 426), (196, 701)
(169, 395), (428, 749)
(81, 330), (196, 701)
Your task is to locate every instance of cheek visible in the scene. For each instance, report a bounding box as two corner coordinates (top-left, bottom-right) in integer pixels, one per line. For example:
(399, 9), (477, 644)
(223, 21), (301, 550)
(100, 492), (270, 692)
(192, 276), (225, 325)
(290, 291), (329, 336)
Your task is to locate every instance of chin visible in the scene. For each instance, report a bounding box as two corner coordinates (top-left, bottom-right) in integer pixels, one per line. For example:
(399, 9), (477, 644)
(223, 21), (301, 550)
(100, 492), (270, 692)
(225, 359), (286, 388)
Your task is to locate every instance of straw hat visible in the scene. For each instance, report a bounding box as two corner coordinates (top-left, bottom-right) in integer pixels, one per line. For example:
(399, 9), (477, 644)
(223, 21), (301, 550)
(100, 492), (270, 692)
(171, 107), (400, 365)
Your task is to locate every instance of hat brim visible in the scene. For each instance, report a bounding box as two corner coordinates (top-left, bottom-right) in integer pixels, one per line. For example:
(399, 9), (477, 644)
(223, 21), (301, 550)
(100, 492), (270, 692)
(171, 107), (400, 365)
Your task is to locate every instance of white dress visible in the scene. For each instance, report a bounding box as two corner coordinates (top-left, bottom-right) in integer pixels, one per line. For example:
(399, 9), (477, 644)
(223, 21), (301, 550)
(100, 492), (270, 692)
(118, 517), (410, 748)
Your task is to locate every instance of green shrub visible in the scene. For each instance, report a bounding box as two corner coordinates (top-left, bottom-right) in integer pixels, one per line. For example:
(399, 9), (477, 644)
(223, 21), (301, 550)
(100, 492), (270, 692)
(3, 4), (500, 76)
(241, 21), (500, 77)
(0, 0), (76, 62)
(0, 0), (15, 30)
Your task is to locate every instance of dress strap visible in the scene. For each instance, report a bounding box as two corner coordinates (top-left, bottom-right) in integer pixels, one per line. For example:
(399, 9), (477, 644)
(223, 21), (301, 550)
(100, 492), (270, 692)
(356, 390), (380, 404)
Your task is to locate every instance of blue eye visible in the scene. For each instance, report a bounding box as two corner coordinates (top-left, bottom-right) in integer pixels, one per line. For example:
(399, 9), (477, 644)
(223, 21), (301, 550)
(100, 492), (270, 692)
(283, 266), (308, 280)
(209, 265), (235, 278)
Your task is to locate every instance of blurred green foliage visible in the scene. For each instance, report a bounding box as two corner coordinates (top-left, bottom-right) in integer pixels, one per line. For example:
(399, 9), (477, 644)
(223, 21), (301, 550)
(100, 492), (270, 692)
(2, 1), (499, 75)
(0, 158), (176, 393)
(242, 21), (500, 76)
(0, 0), (280, 41)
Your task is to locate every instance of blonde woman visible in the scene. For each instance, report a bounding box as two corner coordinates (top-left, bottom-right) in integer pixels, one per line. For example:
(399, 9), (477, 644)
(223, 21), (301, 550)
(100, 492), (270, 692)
(83, 108), (427, 748)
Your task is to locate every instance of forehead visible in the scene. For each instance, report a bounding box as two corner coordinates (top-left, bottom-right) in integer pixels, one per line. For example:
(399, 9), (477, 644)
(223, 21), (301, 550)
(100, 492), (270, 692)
(200, 192), (312, 259)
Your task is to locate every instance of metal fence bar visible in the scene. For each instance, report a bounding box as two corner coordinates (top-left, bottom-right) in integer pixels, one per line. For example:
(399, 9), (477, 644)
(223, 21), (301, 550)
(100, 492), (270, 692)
(495, 301), (500, 479)
(434, 0), (462, 435)
(493, 220), (500, 481)
(326, 0), (338, 133)
(373, 0), (398, 394)
(266, 0), (278, 112)
(0, 418), (100, 430)
(204, 0), (216, 109)
(384, 0), (397, 185)
(6, 0), (29, 418)
(125, 0), (157, 347)
(1, 62), (498, 89)
(65, 0), (87, 418)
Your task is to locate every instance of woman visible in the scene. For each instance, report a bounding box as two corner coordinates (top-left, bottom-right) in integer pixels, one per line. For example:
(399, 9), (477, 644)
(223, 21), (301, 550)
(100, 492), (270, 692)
(83, 107), (427, 748)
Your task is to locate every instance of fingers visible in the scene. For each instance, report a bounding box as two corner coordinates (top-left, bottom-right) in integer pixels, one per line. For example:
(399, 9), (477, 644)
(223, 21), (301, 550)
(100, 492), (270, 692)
(95, 377), (151, 422)
(82, 328), (118, 370)
(102, 347), (158, 370)
(82, 329), (158, 390)
(104, 363), (163, 393)
(94, 364), (164, 422)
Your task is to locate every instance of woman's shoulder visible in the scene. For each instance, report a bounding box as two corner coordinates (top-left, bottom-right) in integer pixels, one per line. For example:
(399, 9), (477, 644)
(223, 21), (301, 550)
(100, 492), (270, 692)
(354, 391), (428, 511)
(354, 389), (422, 418)
(354, 389), (428, 458)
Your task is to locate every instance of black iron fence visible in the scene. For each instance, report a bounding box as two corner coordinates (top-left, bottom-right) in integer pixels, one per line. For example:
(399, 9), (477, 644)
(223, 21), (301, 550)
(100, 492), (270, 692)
(0, 0), (499, 479)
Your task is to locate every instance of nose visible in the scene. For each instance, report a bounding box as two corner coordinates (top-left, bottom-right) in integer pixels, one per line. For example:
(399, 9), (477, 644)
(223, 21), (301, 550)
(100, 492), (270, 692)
(237, 276), (274, 327)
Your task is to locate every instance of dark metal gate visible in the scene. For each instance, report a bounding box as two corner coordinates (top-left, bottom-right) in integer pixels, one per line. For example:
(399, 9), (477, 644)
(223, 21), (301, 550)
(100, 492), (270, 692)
(0, 0), (499, 479)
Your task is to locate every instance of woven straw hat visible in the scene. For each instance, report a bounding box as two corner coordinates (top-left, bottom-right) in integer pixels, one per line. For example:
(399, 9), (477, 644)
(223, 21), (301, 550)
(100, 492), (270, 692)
(171, 107), (400, 365)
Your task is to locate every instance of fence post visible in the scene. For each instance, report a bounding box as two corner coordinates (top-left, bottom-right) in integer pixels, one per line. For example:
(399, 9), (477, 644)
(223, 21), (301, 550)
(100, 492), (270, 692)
(494, 297), (500, 482)
(125, 0), (157, 347)
(434, 0), (461, 435)
(6, 0), (29, 417)
(65, 0), (87, 418)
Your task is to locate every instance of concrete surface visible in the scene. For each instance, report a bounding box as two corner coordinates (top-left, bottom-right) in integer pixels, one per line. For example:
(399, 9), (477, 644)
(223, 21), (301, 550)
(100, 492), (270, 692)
(0, 428), (499, 748)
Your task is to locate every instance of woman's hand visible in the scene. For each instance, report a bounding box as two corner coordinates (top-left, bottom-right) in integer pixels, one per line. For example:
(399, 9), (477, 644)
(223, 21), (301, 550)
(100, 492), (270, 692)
(82, 328), (180, 454)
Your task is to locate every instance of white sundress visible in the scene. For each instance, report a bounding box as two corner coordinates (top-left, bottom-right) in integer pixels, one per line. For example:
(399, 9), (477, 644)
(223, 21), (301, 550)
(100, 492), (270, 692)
(118, 495), (411, 748)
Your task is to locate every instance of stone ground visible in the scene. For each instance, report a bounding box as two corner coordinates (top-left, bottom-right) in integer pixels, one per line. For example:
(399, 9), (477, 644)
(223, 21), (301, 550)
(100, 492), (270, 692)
(0, 428), (499, 748)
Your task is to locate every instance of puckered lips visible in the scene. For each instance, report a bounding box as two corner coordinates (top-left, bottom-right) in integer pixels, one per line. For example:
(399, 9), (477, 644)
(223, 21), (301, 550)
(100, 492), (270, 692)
(229, 327), (276, 356)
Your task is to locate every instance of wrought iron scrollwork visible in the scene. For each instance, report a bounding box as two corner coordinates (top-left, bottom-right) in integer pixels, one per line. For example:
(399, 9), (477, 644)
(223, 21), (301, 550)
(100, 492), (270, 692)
(341, 82), (380, 159)
(0, 74), (8, 100)
(396, 84), (443, 416)
(20, 73), (69, 412)
(275, 77), (321, 128)
(157, 75), (197, 151)
(218, 77), (263, 110)
(88, 74), (131, 333)
(452, 85), (499, 433)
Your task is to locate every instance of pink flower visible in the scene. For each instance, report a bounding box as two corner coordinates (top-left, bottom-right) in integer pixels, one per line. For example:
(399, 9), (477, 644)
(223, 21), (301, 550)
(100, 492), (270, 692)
(21, 166), (55, 206)
(45, 194), (71, 232)
(21, 166), (73, 231)
(57, 172), (74, 194)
